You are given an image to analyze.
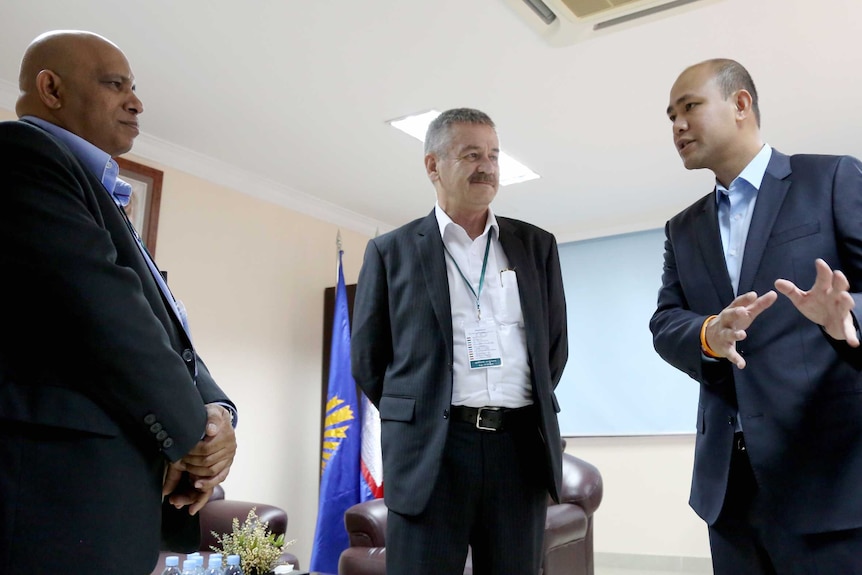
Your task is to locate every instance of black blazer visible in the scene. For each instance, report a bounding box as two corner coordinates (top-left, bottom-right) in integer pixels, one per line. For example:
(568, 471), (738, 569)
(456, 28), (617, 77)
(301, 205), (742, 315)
(351, 210), (568, 515)
(0, 120), (235, 574)
(650, 150), (862, 534)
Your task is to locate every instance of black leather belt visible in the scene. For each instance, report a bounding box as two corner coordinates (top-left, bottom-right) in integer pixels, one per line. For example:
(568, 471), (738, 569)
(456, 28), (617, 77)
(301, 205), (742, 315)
(734, 431), (747, 452)
(450, 405), (535, 432)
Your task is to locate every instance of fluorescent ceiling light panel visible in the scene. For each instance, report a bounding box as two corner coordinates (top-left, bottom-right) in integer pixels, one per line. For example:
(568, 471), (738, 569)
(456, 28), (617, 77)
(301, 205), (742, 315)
(388, 110), (540, 186)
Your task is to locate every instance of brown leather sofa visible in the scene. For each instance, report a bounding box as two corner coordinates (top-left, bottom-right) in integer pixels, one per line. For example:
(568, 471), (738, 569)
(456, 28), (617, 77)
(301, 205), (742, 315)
(338, 450), (603, 575)
(148, 485), (299, 574)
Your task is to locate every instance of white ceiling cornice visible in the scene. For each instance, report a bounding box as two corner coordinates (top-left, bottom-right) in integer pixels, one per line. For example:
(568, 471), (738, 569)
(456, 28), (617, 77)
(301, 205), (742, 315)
(0, 79), (388, 238)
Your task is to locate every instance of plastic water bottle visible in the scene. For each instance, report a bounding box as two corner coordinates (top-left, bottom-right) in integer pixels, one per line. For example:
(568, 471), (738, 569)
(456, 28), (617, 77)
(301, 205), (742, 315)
(195, 555), (206, 575)
(181, 559), (198, 575)
(223, 554), (243, 575)
(161, 556), (182, 575)
(205, 554), (223, 575)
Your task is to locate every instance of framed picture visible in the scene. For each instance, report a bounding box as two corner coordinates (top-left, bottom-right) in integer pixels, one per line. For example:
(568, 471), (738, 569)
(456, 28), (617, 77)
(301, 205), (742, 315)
(116, 157), (163, 257)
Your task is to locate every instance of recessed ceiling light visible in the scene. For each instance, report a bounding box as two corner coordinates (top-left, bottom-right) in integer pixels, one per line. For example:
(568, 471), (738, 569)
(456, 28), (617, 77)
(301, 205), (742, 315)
(388, 110), (540, 186)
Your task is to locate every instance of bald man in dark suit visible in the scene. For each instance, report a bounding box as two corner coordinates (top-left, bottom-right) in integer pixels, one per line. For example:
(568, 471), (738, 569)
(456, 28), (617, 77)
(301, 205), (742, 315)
(652, 58), (862, 574)
(0, 31), (236, 575)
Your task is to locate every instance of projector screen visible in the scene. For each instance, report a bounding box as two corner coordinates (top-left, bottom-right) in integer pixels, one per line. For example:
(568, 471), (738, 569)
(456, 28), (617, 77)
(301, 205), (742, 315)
(555, 229), (699, 436)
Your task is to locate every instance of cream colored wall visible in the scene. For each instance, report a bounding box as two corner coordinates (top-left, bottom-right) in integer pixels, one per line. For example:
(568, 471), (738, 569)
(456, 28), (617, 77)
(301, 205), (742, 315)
(565, 435), (710, 559)
(131, 155), (368, 567)
(1, 105), (710, 564)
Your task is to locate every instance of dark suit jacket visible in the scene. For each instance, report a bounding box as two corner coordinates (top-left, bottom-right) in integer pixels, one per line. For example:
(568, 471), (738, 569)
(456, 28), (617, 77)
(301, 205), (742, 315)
(650, 150), (862, 534)
(351, 210), (568, 516)
(0, 120), (235, 574)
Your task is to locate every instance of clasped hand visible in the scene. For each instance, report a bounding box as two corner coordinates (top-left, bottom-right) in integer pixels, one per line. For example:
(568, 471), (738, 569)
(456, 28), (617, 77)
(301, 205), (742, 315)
(162, 404), (237, 514)
(704, 259), (857, 369)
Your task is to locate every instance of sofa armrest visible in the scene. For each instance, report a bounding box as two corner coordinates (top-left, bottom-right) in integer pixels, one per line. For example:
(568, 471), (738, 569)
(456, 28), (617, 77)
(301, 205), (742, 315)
(544, 503), (588, 549)
(339, 546), (388, 575)
(343, 499), (388, 548)
(559, 452), (603, 517)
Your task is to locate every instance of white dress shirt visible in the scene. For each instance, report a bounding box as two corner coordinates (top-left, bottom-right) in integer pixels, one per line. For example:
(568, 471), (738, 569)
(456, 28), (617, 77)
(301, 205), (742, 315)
(435, 203), (532, 408)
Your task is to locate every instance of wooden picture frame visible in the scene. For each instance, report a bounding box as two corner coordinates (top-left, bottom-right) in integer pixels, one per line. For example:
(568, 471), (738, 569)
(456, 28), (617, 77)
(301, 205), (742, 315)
(116, 157), (163, 257)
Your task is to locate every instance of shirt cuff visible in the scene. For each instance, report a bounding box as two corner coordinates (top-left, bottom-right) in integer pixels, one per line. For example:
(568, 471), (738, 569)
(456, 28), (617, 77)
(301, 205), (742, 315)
(212, 402), (238, 428)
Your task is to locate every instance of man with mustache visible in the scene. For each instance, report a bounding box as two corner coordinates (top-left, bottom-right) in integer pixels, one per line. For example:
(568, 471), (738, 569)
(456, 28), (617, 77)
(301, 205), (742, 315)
(352, 108), (568, 575)
(0, 31), (237, 575)
(651, 58), (862, 573)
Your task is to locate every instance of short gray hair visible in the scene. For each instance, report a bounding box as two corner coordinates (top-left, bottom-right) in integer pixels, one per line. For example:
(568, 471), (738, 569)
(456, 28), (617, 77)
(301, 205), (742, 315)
(424, 108), (496, 156)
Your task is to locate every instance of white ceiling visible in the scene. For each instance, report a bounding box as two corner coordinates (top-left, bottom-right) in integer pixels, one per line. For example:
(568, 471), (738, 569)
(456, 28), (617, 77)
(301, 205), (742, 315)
(1, 0), (860, 242)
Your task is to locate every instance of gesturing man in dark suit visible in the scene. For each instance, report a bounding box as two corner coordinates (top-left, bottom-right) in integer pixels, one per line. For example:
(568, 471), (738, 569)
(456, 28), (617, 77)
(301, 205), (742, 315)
(352, 108), (568, 575)
(651, 58), (862, 574)
(0, 31), (237, 575)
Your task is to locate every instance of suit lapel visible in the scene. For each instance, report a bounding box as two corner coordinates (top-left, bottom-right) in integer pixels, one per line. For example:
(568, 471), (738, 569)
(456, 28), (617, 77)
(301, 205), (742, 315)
(498, 218), (541, 358)
(694, 195), (735, 306)
(737, 151), (792, 295)
(415, 211), (454, 359)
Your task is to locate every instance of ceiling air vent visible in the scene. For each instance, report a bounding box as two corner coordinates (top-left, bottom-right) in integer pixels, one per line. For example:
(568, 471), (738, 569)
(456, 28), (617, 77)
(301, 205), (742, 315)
(505, 0), (723, 46)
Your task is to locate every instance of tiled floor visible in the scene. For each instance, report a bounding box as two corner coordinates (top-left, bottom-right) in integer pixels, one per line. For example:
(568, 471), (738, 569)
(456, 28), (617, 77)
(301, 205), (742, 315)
(594, 553), (713, 575)
(598, 569), (709, 575)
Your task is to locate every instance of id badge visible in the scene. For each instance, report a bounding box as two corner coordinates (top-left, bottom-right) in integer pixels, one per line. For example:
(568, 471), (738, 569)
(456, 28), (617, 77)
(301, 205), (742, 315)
(464, 319), (503, 369)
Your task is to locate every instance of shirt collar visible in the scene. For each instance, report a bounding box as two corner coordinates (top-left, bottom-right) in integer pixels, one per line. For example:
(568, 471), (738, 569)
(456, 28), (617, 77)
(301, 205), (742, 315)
(715, 143), (773, 200)
(434, 202), (499, 242)
(21, 115), (133, 206)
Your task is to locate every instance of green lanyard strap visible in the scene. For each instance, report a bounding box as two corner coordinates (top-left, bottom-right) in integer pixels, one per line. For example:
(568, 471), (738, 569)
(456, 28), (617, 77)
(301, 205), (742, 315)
(444, 233), (492, 321)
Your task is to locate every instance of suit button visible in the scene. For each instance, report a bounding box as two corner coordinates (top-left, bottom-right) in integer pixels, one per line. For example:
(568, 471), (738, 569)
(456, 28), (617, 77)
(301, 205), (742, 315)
(156, 430), (168, 441)
(182, 349), (194, 362)
(149, 422), (162, 434)
(728, 416), (736, 426)
(144, 414), (157, 425)
(443, 409), (449, 419)
(162, 438), (174, 449)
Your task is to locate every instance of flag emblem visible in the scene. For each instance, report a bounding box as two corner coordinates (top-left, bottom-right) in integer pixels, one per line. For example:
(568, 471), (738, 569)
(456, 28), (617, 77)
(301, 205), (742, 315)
(320, 396), (355, 472)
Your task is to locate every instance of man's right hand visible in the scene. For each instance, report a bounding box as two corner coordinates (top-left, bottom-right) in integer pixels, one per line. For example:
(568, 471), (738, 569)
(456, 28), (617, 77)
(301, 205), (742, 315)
(162, 404), (236, 514)
(704, 290), (778, 369)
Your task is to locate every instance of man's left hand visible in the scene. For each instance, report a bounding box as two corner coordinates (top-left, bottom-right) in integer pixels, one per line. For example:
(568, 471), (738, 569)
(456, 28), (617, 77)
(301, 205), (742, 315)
(775, 258), (858, 346)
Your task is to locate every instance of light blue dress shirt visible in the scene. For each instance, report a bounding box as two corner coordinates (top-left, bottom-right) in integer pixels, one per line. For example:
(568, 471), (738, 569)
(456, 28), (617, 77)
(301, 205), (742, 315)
(716, 144), (773, 295)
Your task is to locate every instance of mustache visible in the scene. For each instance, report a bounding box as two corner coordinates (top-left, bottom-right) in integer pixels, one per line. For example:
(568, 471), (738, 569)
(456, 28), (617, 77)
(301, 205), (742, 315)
(470, 174), (497, 184)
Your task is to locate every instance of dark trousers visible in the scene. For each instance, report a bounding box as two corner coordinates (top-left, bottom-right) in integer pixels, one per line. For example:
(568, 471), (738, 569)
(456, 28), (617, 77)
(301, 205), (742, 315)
(385, 417), (548, 575)
(709, 434), (862, 575)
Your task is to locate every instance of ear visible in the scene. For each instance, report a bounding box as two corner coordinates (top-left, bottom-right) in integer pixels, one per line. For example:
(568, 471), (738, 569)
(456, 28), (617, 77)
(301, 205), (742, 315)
(733, 89), (753, 120)
(425, 153), (439, 181)
(35, 70), (63, 110)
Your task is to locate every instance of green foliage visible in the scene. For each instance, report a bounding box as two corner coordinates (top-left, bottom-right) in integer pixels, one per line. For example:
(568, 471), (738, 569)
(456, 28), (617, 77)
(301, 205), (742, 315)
(211, 507), (293, 575)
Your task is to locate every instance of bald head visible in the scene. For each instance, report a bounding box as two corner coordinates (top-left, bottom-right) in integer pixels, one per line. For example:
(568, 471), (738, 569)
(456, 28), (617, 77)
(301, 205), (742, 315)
(16, 30), (143, 156)
(681, 59), (761, 126)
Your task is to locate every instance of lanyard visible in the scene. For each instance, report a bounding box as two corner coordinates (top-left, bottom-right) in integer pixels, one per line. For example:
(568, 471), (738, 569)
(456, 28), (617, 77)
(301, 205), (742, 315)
(444, 233), (492, 321)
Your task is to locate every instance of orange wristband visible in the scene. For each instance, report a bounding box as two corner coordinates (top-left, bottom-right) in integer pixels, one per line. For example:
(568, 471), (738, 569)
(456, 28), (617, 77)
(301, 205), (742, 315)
(700, 315), (721, 358)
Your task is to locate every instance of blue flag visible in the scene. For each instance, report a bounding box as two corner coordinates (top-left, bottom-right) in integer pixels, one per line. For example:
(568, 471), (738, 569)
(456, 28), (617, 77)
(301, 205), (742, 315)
(310, 249), (362, 573)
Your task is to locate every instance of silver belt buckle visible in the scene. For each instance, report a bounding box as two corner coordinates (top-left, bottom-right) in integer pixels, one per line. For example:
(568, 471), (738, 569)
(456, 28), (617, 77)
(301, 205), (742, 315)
(476, 407), (502, 431)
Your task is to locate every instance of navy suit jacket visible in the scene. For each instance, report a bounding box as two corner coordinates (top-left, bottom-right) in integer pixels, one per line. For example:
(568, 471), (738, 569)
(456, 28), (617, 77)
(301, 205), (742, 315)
(0, 120), (235, 574)
(351, 211), (568, 516)
(650, 150), (862, 533)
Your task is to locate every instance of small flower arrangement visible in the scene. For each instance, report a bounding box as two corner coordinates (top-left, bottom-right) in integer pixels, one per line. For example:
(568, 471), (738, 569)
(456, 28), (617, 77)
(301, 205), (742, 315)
(212, 508), (294, 575)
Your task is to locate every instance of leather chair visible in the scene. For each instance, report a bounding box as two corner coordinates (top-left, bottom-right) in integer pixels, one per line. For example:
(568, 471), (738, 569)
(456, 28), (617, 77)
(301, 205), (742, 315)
(149, 485), (299, 574)
(338, 451), (603, 575)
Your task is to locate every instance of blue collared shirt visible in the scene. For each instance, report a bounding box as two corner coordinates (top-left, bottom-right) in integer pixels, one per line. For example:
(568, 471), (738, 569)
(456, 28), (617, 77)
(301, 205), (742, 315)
(715, 144), (773, 295)
(21, 116), (133, 205)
